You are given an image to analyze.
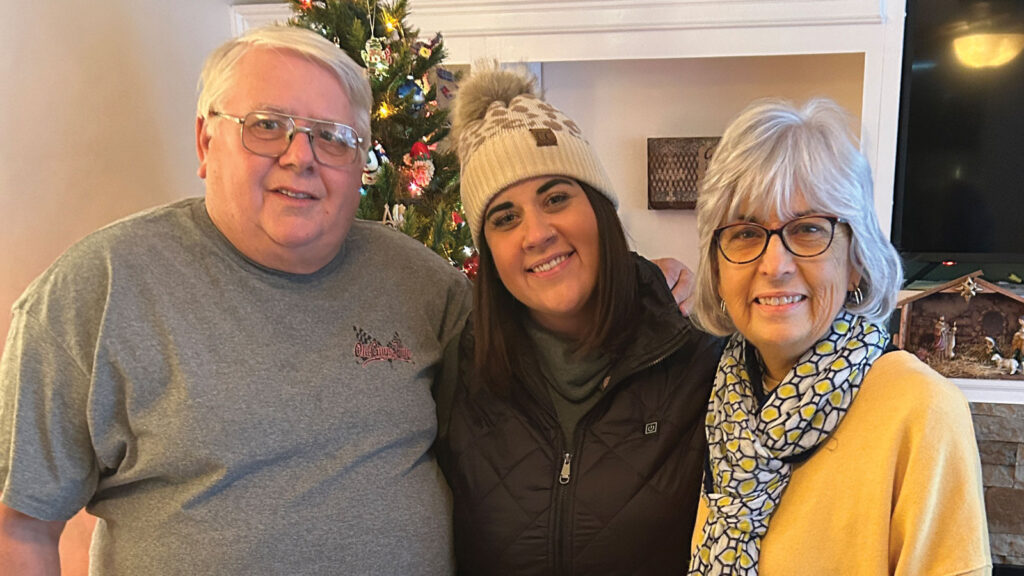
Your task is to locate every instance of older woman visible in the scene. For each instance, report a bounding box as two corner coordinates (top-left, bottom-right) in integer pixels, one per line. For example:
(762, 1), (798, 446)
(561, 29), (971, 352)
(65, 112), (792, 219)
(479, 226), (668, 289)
(435, 67), (721, 575)
(688, 98), (991, 575)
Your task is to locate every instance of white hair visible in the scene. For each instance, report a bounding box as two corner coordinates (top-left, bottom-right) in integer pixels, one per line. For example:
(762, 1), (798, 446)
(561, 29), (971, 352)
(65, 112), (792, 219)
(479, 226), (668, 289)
(691, 98), (903, 336)
(196, 25), (372, 151)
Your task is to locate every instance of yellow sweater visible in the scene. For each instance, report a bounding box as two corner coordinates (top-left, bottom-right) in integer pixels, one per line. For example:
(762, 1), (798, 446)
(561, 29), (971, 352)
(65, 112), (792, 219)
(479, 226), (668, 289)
(692, 351), (992, 576)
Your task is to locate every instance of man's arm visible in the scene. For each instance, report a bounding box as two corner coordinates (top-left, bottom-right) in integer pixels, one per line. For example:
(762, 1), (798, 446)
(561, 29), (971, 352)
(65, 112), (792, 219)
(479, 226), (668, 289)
(651, 257), (695, 316)
(0, 501), (65, 576)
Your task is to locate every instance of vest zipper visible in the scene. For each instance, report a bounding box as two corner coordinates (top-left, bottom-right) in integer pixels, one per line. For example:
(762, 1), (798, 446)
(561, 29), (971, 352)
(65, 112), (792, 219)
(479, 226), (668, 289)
(553, 449), (574, 575)
(559, 452), (572, 484)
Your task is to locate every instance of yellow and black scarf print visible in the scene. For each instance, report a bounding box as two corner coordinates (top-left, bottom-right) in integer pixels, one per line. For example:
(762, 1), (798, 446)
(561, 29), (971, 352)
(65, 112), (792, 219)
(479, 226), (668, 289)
(689, 309), (888, 575)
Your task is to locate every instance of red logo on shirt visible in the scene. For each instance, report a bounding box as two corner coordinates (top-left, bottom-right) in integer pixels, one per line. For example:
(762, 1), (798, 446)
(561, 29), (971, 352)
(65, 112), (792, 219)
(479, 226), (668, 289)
(353, 326), (413, 366)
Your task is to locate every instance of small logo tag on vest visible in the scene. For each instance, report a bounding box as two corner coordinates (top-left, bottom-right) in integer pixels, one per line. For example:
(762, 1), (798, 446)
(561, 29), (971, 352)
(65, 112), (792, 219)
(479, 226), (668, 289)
(529, 128), (557, 147)
(644, 421), (658, 435)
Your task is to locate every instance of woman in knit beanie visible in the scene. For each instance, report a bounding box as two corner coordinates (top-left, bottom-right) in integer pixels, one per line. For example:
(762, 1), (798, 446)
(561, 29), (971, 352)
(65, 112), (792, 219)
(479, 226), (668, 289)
(434, 65), (722, 575)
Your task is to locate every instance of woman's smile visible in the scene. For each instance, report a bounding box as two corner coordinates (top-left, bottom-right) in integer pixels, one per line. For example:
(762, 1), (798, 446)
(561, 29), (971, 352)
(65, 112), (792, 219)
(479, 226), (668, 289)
(528, 251), (574, 275)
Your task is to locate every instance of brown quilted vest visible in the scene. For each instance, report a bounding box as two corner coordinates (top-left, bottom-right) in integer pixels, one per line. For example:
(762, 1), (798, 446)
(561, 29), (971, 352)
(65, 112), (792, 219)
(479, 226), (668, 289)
(437, 257), (722, 576)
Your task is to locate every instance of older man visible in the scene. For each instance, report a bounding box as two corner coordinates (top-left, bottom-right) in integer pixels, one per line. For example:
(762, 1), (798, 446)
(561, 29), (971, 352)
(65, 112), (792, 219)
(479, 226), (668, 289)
(0, 26), (471, 574)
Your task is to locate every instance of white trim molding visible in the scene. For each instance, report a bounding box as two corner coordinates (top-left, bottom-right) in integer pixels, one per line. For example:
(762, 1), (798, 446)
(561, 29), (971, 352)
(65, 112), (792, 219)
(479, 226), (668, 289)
(231, 4), (294, 37)
(397, 0), (885, 37)
(955, 378), (1024, 405)
(232, 1), (885, 42)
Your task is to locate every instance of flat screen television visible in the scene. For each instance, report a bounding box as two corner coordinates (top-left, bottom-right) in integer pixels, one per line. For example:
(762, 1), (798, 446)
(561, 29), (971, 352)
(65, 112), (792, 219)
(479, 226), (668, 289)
(892, 0), (1024, 272)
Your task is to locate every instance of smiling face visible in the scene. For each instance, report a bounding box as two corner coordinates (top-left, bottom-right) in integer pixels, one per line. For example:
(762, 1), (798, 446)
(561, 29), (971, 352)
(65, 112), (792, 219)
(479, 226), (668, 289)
(483, 176), (601, 339)
(716, 197), (859, 379)
(196, 47), (364, 274)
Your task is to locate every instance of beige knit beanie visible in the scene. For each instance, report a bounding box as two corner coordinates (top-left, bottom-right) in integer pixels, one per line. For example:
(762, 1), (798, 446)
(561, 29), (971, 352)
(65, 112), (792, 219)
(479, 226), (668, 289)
(451, 65), (618, 246)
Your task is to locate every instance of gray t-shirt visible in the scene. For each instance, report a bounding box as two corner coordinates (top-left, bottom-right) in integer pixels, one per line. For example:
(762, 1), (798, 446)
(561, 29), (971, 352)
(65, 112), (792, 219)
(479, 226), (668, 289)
(0, 198), (472, 575)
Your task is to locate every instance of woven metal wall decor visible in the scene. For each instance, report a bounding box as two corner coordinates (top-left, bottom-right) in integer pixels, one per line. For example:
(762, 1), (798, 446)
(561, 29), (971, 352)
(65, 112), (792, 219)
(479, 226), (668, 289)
(647, 137), (720, 209)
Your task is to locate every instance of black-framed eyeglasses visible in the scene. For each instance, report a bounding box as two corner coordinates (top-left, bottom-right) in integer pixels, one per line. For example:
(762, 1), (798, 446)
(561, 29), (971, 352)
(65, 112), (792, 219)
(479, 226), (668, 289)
(209, 110), (364, 168)
(713, 215), (847, 264)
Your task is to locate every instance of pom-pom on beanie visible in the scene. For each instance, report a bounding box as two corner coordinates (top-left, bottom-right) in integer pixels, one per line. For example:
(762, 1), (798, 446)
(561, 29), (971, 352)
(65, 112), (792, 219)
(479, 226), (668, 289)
(451, 65), (618, 246)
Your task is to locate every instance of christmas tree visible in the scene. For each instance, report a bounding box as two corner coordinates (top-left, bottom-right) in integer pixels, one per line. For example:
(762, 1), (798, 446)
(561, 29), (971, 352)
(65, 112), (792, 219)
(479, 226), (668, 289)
(289, 0), (476, 274)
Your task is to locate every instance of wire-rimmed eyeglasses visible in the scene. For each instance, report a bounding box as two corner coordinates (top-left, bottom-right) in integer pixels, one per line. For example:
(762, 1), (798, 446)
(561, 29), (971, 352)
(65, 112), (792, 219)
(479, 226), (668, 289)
(209, 110), (364, 168)
(713, 215), (847, 264)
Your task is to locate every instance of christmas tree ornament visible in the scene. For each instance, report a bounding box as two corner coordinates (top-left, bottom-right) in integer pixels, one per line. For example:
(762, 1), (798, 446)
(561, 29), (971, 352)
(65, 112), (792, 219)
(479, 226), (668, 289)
(412, 33), (443, 59)
(411, 160), (434, 188)
(415, 75), (431, 97)
(397, 76), (425, 110)
(372, 141), (390, 164)
(427, 33), (443, 56)
(413, 39), (431, 59)
(381, 202), (407, 228)
(381, 202), (396, 227)
(410, 141), (430, 159)
(462, 252), (479, 280)
(380, 202), (407, 227)
(362, 149), (380, 186)
(404, 163), (430, 196)
(360, 0), (392, 76)
(404, 141), (435, 188)
(361, 37), (391, 76)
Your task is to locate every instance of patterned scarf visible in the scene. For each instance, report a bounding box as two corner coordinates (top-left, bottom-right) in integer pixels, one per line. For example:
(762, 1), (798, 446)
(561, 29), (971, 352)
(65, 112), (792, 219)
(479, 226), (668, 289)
(688, 309), (888, 575)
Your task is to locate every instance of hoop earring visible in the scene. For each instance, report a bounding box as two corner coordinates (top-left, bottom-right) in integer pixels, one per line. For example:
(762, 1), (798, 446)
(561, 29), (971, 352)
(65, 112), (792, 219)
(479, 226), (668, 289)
(720, 299), (727, 313)
(848, 286), (863, 306)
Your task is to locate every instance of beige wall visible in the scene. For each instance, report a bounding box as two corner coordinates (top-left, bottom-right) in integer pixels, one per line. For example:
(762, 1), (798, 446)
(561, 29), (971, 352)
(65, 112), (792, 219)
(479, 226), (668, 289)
(0, 0), (234, 349)
(543, 53), (864, 267)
